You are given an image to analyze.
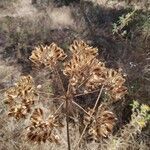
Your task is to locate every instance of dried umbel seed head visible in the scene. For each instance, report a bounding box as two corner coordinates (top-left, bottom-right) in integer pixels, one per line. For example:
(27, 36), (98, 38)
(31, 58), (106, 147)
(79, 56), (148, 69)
(85, 60), (107, 91)
(63, 40), (99, 93)
(70, 40), (98, 57)
(29, 43), (67, 68)
(26, 108), (63, 144)
(64, 40), (98, 75)
(104, 69), (127, 100)
(16, 75), (37, 99)
(8, 104), (30, 120)
(5, 75), (38, 120)
(85, 67), (127, 101)
(64, 40), (127, 100)
(84, 105), (117, 141)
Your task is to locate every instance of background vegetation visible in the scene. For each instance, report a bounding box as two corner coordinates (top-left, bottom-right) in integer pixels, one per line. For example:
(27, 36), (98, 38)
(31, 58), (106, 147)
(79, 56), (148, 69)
(0, 0), (149, 150)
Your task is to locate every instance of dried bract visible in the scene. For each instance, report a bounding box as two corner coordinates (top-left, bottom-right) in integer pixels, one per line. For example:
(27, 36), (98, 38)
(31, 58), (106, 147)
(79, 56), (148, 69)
(29, 43), (67, 68)
(26, 108), (63, 144)
(8, 104), (30, 119)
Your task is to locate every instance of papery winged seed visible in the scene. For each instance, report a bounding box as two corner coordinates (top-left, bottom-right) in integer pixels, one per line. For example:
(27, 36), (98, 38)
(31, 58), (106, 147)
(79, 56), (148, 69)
(5, 87), (18, 104)
(70, 40), (85, 53)
(8, 104), (29, 120)
(27, 131), (38, 142)
(100, 125), (109, 137)
(105, 123), (114, 132)
(111, 86), (127, 100)
(31, 108), (43, 125)
(50, 134), (60, 144)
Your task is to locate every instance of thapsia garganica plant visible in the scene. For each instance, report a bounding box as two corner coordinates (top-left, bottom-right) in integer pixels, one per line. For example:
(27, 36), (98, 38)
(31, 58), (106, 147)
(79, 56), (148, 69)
(5, 40), (128, 149)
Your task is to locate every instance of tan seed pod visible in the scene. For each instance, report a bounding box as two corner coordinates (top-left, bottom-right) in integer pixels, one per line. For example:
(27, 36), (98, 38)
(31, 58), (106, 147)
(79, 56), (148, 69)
(5, 75), (38, 120)
(26, 108), (63, 144)
(8, 104), (30, 120)
(85, 105), (117, 141)
(104, 69), (127, 101)
(30, 43), (67, 68)
(30, 108), (43, 125)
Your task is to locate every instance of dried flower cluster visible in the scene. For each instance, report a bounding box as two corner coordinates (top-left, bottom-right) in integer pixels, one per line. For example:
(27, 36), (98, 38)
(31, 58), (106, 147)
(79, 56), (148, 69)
(5, 75), (38, 120)
(29, 43), (67, 68)
(84, 105), (117, 140)
(63, 40), (99, 91)
(29, 40), (127, 101)
(104, 69), (127, 100)
(5, 40), (128, 146)
(64, 40), (127, 100)
(26, 108), (63, 144)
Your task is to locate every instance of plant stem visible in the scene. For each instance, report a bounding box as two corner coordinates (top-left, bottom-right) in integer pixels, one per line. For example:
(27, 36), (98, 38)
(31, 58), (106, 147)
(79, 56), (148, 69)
(53, 65), (71, 149)
(53, 65), (66, 94)
(74, 89), (100, 97)
(53, 102), (64, 115)
(93, 85), (104, 111)
(66, 96), (71, 150)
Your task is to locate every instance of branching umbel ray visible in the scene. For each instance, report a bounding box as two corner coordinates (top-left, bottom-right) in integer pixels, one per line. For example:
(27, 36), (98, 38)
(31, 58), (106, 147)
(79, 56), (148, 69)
(74, 85), (104, 149)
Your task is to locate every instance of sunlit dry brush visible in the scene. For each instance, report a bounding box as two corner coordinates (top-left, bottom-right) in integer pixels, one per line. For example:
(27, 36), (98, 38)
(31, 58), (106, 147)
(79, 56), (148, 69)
(5, 40), (128, 149)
